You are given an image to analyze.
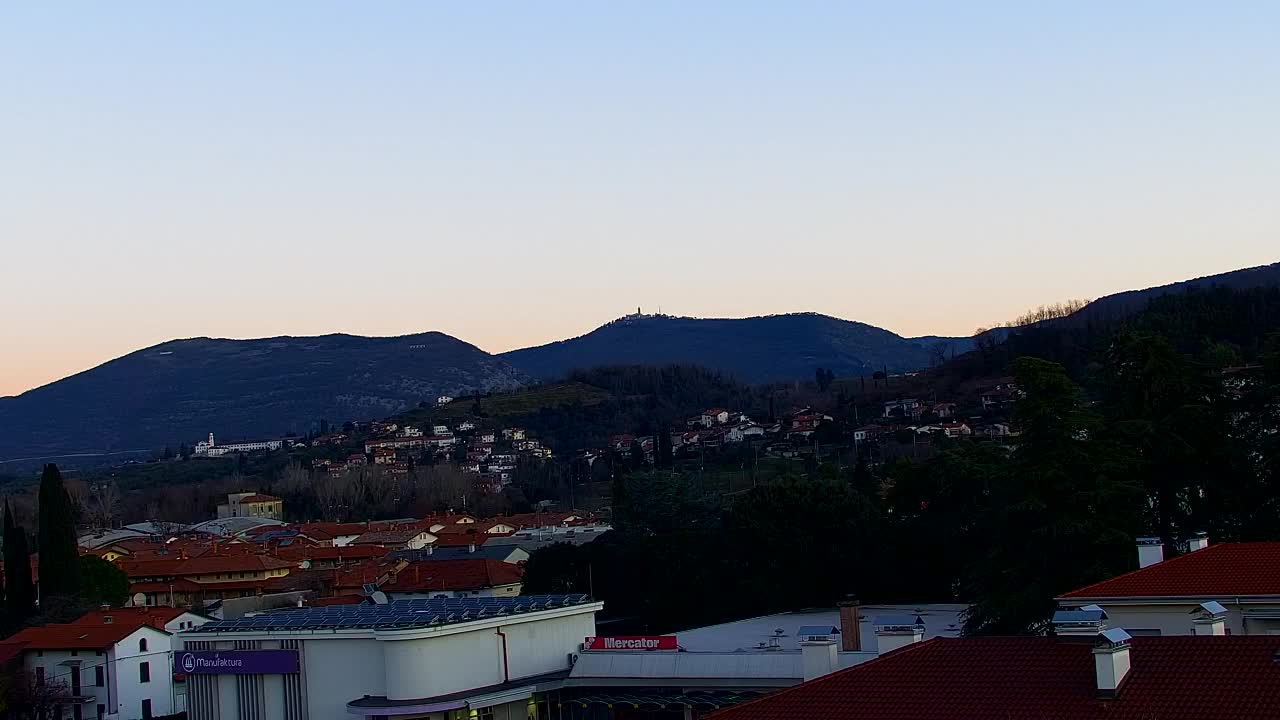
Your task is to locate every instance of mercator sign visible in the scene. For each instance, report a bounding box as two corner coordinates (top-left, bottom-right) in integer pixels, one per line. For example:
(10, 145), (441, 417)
(584, 635), (678, 651)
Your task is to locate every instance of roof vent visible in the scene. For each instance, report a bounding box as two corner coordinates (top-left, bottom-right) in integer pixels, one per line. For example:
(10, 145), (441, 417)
(1191, 600), (1228, 635)
(1093, 628), (1132, 698)
(1053, 608), (1107, 636)
(1136, 537), (1164, 568)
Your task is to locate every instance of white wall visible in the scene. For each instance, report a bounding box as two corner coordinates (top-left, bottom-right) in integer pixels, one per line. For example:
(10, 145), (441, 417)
(303, 638), (387, 720)
(383, 629), (505, 701)
(502, 612), (596, 681)
(1093, 601), (1280, 636)
(23, 649), (111, 716)
(114, 627), (176, 720)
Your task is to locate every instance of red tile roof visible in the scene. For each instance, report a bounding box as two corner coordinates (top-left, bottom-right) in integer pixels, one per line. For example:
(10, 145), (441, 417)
(118, 553), (295, 578)
(351, 528), (432, 546)
(1060, 542), (1280, 599)
(5, 619), (166, 651)
(237, 494), (281, 503)
(381, 559), (523, 593)
(710, 636), (1280, 720)
(74, 606), (195, 629)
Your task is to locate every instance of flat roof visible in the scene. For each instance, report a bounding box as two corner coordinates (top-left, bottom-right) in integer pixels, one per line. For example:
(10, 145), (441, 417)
(674, 604), (966, 653)
(185, 595), (593, 633)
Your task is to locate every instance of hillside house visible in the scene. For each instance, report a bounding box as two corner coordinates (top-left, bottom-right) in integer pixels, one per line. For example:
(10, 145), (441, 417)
(216, 492), (283, 520)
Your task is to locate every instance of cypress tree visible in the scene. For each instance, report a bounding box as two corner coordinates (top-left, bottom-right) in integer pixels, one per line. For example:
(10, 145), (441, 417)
(3, 500), (35, 622)
(37, 463), (80, 600)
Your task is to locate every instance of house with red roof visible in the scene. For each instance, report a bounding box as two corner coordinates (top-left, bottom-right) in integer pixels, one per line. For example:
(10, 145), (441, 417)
(4, 615), (181, 720)
(377, 559), (524, 599)
(118, 551), (297, 607)
(1057, 538), (1280, 636)
(215, 491), (283, 520)
(708, 633), (1280, 720)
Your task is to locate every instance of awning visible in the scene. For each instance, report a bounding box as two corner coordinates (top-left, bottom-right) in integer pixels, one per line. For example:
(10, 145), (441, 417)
(565, 690), (764, 711)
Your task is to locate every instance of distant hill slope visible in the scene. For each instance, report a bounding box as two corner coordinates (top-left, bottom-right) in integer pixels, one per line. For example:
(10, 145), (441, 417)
(1059, 262), (1280, 328)
(0, 333), (529, 460)
(500, 313), (973, 383)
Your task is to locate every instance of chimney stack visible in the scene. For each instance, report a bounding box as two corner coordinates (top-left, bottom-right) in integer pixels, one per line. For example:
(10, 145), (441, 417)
(1093, 628), (1132, 698)
(1191, 600), (1228, 636)
(1136, 537), (1164, 568)
(873, 615), (925, 655)
(838, 598), (862, 651)
(1186, 532), (1210, 553)
(800, 640), (839, 681)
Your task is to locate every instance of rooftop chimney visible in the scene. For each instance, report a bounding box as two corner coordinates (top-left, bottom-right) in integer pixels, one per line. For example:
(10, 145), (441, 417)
(801, 639), (839, 681)
(1093, 628), (1132, 698)
(1191, 600), (1228, 636)
(873, 615), (925, 655)
(838, 598), (862, 651)
(1186, 532), (1210, 553)
(1136, 537), (1164, 568)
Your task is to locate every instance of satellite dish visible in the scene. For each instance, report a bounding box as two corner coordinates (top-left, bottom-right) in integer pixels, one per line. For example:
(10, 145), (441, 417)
(132, 593), (147, 607)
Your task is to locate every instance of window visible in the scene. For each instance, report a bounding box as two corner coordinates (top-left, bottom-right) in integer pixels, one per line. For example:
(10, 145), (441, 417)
(139, 662), (150, 683)
(97, 705), (105, 720)
(142, 699), (153, 720)
(95, 666), (105, 687)
(139, 638), (148, 652)
(35, 667), (45, 686)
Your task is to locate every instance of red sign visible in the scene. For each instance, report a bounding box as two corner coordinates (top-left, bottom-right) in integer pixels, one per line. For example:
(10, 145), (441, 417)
(584, 635), (678, 651)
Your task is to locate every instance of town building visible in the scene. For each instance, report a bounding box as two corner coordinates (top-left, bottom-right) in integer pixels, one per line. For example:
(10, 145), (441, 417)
(376, 558), (524, 599)
(216, 492), (284, 520)
(177, 594), (600, 720)
(120, 552), (297, 607)
(350, 528), (436, 550)
(194, 432), (284, 457)
(1056, 538), (1280, 636)
(708, 631), (1280, 720)
(3, 610), (201, 720)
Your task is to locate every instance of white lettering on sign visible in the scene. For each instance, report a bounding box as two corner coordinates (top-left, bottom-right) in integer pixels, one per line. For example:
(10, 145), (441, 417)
(603, 637), (660, 649)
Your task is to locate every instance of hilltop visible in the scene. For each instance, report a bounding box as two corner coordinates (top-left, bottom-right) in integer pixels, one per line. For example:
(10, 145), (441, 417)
(500, 312), (974, 384)
(0, 332), (528, 461)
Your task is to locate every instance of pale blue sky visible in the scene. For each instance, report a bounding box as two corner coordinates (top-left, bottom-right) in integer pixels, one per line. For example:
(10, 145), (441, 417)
(2, 2), (1277, 395)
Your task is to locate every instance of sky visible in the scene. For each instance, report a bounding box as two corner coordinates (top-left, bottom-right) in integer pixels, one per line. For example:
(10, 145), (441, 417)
(2, 2), (1278, 397)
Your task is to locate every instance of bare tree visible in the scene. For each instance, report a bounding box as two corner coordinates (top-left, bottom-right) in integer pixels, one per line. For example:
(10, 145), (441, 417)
(2, 672), (74, 720)
(89, 481), (121, 529)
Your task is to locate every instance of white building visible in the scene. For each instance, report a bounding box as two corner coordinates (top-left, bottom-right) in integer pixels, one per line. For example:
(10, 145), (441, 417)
(177, 595), (600, 720)
(1057, 537), (1280, 636)
(436, 395), (454, 406)
(194, 433), (284, 457)
(8, 607), (210, 720)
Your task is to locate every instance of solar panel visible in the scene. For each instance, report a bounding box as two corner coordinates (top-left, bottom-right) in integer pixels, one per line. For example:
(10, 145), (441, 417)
(186, 594), (592, 634)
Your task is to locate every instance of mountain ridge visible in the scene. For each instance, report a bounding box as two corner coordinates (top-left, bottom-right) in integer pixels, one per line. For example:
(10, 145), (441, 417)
(0, 331), (528, 460)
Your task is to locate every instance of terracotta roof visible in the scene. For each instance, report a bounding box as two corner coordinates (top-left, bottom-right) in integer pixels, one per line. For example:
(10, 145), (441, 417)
(5, 620), (166, 651)
(381, 559), (523, 593)
(118, 553), (295, 578)
(74, 606), (195, 629)
(274, 544), (389, 562)
(352, 529), (431, 546)
(1060, 543), (1280, 599)
(710, 636), (1280, 720)
(433, 533), (509, 548)
(237, 494), (281, 503)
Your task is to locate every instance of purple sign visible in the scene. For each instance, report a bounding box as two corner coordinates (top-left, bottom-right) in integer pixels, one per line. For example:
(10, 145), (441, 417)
(175, 650), (299, 675)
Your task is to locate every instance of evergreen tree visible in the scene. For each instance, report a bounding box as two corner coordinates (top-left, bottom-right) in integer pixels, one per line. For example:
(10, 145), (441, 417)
(37, 464), (80, 600)
(3, 501), (36, 623)
(656, 430), (674, 469)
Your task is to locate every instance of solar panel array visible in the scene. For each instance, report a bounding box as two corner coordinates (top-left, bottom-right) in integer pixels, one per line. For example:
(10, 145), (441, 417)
(188, 594), (592, 633)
